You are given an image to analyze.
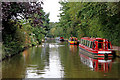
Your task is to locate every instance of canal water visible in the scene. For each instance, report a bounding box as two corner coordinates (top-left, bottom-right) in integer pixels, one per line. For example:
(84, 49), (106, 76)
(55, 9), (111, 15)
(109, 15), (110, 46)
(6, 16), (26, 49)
(2, 40), (120, 78)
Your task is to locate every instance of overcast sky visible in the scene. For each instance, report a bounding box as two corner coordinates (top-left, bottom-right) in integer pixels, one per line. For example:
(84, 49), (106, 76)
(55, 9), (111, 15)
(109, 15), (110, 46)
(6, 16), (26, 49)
(42, 0), (62, 22)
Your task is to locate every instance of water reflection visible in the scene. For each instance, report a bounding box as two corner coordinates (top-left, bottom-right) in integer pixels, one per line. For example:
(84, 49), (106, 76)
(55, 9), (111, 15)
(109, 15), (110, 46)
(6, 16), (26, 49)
(25, 40), (64, 78)
(69, 45), (78, 54)
(79, 53), (113, 73)
(24, 46), (48, 78)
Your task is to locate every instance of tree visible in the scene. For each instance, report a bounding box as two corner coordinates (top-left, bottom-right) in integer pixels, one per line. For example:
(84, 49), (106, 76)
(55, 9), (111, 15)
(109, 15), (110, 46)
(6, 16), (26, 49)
(57, 2), (120, 46)
(2, 1), (50, 58)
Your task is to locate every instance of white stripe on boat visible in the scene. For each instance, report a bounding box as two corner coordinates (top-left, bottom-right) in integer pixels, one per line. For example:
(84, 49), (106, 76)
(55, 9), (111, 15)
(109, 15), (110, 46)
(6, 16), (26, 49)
(98, 51), (111, 53)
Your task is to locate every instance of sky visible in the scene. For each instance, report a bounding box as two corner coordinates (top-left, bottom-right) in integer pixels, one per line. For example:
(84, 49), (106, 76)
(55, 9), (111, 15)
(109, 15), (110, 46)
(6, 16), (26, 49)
(41, 0), (62, 22)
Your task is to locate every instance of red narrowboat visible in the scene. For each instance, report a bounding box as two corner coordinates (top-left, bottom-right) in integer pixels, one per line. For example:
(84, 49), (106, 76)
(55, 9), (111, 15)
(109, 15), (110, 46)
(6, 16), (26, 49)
(79, 37), (115, 59)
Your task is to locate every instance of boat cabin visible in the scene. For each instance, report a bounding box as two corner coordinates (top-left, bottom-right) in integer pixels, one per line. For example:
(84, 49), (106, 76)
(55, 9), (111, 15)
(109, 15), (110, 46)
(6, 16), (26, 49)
(80, 37), (112, 50)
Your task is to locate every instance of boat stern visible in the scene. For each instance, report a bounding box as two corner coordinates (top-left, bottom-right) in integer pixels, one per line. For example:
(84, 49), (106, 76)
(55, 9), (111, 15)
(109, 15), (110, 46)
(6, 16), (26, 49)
(95, 50), (114, 59)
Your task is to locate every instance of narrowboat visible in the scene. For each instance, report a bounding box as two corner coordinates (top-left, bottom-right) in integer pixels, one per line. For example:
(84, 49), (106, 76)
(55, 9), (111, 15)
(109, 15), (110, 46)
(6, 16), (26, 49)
(79, 37), (115, 59)
(59, 37), (64, 41)
(68, 37), (78, 45)
(55, 37), (64, 41)
(79, 53), (113, 72)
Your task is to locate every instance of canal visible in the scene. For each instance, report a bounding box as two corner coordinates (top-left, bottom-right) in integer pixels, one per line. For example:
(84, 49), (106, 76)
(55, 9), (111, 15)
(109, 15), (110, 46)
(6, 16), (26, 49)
(2, 40), (120, 78)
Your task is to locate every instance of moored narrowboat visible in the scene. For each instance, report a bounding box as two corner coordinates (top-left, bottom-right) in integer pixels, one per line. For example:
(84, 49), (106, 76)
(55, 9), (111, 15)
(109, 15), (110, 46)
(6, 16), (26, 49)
(79, 37), (115, 59)
(55, 37), (64, 41)
(59, 37), (64, 41)
(68, 37), (78, 45)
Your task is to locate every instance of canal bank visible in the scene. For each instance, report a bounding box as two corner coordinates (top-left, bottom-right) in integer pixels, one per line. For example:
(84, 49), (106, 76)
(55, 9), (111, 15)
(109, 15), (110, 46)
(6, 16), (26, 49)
(1, 46), (28, 62)
(112, 46), (120, 57)
(1, 43), (42, 62)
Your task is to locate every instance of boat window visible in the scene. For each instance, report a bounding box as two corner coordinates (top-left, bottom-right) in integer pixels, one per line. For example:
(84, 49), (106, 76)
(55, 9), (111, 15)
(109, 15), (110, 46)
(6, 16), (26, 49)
(98, 40), (103, 49)
(86, 40), (87, 46)
(82, 40), (84, 45)
(87, 40), (88, 46)
(81, 39), (83, 44)
(86, 40), (88, 47)
(90, 42), (93, 48)
(83, 40), (85, 45)
(88, 41), (90, 47)
(93, 42), (96, 49)
(84, 40), (85, 45)
(87, 41), (89, 47)
(108, 42), (111, 49)
(86, 41), (87, 46)
(89, 41), (91, 48)
(86, 40), (88, 46)
(85, 40), (87, 46)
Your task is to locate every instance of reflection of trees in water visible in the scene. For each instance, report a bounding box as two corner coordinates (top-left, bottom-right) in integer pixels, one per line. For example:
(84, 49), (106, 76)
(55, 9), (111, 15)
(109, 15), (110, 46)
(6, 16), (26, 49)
(48, 41), (64, 78)
(59, 43), (83, 78)
(23, 45), (50, 77)
(2, 54), (26, 78)
(22, 49), (30, 64)
(41, 42), (50, 66)
(29, 46), (50, 70)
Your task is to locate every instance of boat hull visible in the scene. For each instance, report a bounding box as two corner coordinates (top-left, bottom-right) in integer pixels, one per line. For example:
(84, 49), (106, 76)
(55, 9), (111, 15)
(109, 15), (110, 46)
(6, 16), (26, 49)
(60, 39), (64, 41)
(68, 41), (78, 45)
(79, 46), (114, 59)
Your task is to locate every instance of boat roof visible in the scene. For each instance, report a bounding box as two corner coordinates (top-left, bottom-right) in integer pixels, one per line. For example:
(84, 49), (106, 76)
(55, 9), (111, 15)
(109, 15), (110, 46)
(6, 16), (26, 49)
(81, 37), (106, 42)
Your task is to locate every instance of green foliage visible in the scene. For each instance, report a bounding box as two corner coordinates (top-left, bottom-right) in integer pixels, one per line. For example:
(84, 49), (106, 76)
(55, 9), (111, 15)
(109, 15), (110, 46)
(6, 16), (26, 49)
(56, 2), (120, 46)
(2, 2), (50, 59)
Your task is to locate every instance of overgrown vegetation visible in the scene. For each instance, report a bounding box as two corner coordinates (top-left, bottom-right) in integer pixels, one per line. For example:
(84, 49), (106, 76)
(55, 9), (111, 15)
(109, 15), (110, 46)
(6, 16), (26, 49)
(2, 2), (49, 59)
(49, 2), (120, 46)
